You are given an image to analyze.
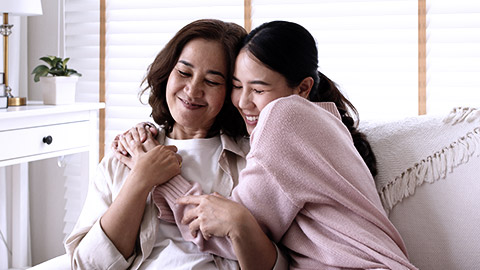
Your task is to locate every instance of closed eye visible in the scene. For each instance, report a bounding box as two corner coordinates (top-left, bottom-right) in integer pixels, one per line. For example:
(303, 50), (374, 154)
(177, 69), (190, 77)
(206, 79), (222, 86)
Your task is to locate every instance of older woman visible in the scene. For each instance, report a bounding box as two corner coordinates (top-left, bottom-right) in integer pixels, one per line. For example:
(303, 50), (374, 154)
(64, 19), (284, 270)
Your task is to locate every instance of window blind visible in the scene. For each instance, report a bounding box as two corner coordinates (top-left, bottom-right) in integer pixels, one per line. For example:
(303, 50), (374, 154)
(63, 0), (100, 240)
(63, 0), (480, 143)
(65, 0), (100, 103)
(426, 0), (480, 114)
(251, 0), (419, 120)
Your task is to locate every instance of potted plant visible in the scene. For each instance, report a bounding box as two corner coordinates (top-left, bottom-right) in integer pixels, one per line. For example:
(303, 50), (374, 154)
(32, 56), (82, 105)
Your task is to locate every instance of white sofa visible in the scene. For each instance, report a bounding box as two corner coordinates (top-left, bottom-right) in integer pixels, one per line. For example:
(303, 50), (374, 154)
(360, 106), (480, 270)
(30, 107), (480, 270)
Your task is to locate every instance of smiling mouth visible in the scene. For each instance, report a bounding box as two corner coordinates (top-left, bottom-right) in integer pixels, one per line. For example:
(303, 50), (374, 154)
(179, 97), (205, 109)
(244, 115), (259, 125)
(246, 115), (258, 122)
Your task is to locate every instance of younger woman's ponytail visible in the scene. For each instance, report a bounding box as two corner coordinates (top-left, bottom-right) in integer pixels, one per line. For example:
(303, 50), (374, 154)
(311, 72), (378, 177)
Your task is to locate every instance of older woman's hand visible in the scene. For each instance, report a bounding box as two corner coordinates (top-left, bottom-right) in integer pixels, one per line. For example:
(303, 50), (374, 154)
(177, 193), (259, 241)
(119, 132), (181, 188)
(128, 143), (182, 189)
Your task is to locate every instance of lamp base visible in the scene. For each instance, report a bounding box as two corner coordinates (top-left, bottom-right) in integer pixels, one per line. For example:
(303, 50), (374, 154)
(8, 97), (27, 106)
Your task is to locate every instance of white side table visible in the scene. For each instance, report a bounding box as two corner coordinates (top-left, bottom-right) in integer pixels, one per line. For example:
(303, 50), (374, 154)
(0, 102), (104, 269)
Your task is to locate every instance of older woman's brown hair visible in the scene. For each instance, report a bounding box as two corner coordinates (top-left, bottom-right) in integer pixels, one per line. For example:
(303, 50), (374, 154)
(141, 19), (248, 138)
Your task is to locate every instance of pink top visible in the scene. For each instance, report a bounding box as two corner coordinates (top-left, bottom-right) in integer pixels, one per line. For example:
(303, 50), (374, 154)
(153, 95), (417, 269)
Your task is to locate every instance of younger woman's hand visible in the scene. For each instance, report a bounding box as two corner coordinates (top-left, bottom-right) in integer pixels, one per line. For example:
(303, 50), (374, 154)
(114, 125), (161, 169)
(176, 193), (257, 241)
(111, 122), (159, 156)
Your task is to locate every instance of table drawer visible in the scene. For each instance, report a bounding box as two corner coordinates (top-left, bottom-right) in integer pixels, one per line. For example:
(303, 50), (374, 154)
(0, 121), (90, 161)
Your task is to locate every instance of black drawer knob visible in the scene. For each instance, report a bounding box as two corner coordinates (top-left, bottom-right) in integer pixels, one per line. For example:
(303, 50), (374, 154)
(43, 135), (53, 145)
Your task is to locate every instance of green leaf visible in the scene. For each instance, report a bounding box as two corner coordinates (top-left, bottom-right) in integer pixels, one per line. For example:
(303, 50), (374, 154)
(50, 70), (65, 76)
(32, 65), (49, 74)
(31, 65), (50, 82)
(52, 58), (62, 69)
(39, 56), (53, 67)
(63, 58), (70, 67)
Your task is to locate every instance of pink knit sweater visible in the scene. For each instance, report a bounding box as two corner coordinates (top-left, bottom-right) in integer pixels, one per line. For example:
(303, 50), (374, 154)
(153, 95), (417, 269)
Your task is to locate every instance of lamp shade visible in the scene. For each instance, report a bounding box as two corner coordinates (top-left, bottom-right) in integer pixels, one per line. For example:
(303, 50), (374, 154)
(0, 0), (43, 16)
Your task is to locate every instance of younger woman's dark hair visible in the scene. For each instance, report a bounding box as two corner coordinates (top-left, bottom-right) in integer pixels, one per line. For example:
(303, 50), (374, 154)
(140, 19), (248, 138)
(242, 20), (377, 177)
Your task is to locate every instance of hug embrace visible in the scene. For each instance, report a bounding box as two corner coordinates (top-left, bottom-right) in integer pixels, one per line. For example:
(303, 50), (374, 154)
(66, 19), (418, 270)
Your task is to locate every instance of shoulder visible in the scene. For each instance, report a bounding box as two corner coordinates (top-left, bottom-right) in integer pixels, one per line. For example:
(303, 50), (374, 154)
(260, 95), (341, 125)
(254, 95), (345, 137)
(249, 95), (353, 156)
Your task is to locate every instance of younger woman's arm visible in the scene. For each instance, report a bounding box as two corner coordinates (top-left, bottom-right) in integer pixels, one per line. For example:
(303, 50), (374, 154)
(153, 157), (298, 270)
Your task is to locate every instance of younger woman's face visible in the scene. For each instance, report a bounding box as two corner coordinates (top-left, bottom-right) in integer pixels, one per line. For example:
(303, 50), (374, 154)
(231, 50), (300, 135)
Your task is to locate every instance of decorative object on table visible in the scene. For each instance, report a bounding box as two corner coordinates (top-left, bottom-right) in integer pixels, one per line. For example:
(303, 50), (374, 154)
(1, 0), (43, 106)
(32, 55), (82, 105)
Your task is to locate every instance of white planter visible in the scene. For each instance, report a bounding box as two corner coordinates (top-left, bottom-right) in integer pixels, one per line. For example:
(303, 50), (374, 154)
(39, 76), (78, 105)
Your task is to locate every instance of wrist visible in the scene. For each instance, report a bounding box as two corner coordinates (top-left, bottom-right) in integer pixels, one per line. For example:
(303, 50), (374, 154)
(228, 211), (259, 242)
(124, 169), (153, 198)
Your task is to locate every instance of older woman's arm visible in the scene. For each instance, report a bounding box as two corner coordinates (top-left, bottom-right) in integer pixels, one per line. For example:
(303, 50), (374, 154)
(103, 136), (181, 258)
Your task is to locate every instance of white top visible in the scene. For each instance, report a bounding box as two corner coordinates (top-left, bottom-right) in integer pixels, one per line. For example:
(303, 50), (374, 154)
(165, 136), (223, 193)
(139, 135), (230, 269)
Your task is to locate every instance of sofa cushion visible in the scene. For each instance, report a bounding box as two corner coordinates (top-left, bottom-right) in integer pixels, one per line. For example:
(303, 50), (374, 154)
(360, 107), (480, 270)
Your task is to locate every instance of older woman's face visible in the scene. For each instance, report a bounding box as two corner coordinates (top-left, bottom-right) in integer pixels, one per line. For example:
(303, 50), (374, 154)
(166, 38), (227, 139)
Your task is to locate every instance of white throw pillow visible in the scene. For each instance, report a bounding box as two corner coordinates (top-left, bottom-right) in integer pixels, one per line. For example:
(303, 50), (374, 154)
(360, 107), (480, 270)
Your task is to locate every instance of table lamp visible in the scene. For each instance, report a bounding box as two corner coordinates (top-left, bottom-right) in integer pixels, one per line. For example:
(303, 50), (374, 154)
(1, 0), (43, 106)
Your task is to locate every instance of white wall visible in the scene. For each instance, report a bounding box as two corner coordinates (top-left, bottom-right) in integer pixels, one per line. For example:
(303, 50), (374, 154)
(28, 0), (62, 101)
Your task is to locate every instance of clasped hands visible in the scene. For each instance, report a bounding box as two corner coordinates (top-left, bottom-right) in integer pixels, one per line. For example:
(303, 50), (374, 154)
(112, 123), (182, 188)
(112, 122), (252, 241)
